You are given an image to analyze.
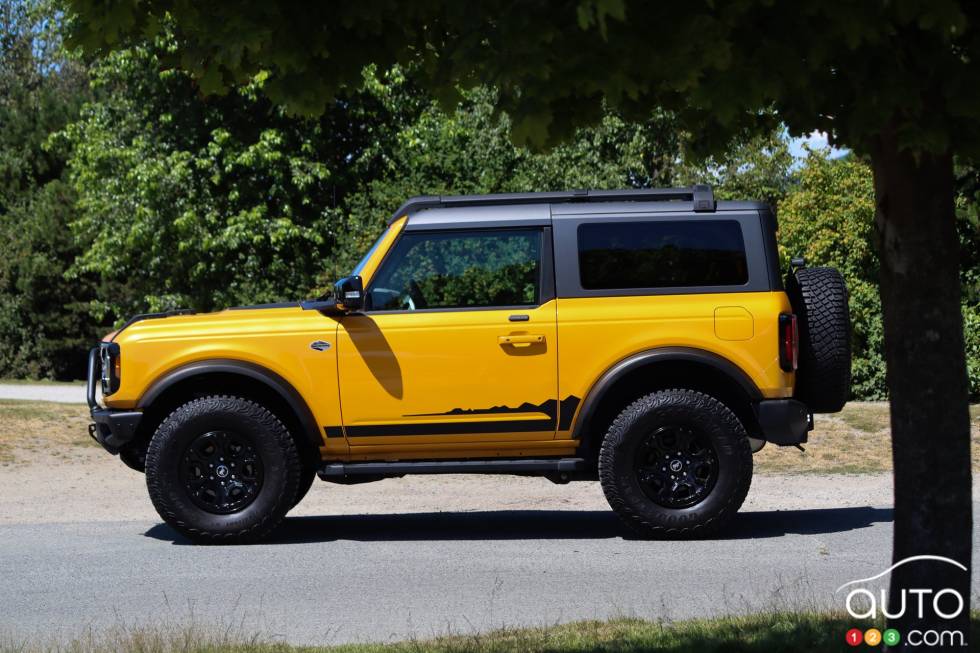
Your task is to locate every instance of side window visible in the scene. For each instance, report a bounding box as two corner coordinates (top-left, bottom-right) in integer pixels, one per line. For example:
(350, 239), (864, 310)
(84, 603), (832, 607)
(367, 229), (542, 311)
(577, 220), (748, 290)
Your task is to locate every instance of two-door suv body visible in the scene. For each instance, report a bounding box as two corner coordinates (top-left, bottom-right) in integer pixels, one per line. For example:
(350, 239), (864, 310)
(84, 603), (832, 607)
(88, 186), (851, 543)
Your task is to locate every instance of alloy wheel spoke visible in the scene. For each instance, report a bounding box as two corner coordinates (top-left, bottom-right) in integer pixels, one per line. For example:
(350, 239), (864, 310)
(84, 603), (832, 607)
(634, 423), (719, 509)
(180, 430), (263, 515)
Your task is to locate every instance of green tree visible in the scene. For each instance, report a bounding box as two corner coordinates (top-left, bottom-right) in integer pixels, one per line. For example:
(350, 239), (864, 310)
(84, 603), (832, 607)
(781, 151), (980, 400)
(0, 0), (97, 379)
(61, 51), (785, 312)
(330, 85), (685, 282)
(778, 150), (885, 399)
(63, 2), (980, 640)
(57, 51), (430, 320)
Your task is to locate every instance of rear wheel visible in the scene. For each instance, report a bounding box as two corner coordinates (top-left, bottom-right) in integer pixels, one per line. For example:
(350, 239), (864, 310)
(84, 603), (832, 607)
(145, 395), (300, 544)
(599, 389), (752, 538)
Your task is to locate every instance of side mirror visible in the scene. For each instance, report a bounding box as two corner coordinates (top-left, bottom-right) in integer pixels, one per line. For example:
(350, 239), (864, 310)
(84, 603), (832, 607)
(334, 275), (364, 312)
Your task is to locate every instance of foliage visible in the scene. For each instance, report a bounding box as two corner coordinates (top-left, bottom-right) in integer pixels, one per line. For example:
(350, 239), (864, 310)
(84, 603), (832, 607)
(778, 150), (885, 398)
(62, 2), (980, 163)
(779, 150), (980, 399)
(329, 84), (790, 283)
(1, 613), (978, 653)
(56, 49), (425, 319)
(0, 0), (98, 379)
(61, 44), (786, 318)
(956, 165), (980, 396)
(329, 85), (683, 283)
(3, 5), (976, 398)
(677, 129), (794, 210)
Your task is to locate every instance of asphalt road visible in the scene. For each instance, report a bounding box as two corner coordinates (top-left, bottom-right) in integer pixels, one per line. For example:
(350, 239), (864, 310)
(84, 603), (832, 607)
(5, 504), (976, 647)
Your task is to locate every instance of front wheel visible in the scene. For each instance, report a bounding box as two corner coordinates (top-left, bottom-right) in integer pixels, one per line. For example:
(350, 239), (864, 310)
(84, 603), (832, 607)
(599, 389), (752, 538)
(145, 395), (301, 544)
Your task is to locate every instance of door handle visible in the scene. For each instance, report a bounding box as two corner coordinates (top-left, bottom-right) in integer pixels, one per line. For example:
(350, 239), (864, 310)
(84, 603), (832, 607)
(498, 334), (544, 347)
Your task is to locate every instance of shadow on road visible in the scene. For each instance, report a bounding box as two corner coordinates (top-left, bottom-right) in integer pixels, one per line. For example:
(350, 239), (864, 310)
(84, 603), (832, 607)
(144, 506), (892, 545)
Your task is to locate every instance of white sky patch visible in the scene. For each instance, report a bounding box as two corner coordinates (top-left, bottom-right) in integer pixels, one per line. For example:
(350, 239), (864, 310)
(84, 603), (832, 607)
(788, 130), (848, 159)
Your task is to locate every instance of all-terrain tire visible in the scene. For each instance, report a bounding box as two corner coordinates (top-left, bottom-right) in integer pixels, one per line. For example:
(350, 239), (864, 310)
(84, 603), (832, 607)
(599, 389), (752, 538)
(292, 465), (317, 509)
(786, 267), (851, 413)
(145, 395), (301, 544)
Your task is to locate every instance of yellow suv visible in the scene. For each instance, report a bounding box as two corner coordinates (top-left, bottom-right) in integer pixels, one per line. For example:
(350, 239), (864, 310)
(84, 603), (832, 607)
(87, 186), (851, 543)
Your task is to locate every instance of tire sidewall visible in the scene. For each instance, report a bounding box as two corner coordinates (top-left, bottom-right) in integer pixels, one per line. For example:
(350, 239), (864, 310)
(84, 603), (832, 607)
(146, 397), (296, 540)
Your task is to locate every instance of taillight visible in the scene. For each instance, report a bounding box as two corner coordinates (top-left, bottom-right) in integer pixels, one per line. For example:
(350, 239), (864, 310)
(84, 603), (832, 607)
(779, 313), (798, 372)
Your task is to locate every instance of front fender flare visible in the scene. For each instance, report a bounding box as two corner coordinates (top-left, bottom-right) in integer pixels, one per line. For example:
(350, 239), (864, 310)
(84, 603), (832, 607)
(137, 359), (324, 449)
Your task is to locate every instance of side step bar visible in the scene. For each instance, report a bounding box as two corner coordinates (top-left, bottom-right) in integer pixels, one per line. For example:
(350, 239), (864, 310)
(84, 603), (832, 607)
(319, 457), (586, 479)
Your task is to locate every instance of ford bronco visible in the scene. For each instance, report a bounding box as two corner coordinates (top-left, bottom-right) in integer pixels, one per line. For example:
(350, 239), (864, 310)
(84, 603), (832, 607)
(87, 185), (851, 543)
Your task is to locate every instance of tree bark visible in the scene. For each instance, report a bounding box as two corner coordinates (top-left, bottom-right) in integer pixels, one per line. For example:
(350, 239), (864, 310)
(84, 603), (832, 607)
(872, 130), (973, 650)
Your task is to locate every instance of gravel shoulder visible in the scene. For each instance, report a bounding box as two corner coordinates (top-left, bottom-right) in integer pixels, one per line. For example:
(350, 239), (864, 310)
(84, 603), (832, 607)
(0, 445), (918, 526)
(1, 396), (977, 525)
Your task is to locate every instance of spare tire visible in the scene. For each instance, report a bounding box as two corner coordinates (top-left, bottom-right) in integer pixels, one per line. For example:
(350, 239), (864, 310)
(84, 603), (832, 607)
(785, 267), (851, 413)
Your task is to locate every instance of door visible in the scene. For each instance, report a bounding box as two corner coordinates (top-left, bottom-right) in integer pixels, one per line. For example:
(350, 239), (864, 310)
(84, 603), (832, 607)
(337, 227), (559, 447)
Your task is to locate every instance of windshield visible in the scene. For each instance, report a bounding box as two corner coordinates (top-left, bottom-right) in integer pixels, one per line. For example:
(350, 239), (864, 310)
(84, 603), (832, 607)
(351, 228), (388, 276)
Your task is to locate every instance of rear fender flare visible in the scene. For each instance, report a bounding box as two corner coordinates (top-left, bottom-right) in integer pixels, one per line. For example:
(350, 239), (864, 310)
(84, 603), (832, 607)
(571, 346), (763, 442)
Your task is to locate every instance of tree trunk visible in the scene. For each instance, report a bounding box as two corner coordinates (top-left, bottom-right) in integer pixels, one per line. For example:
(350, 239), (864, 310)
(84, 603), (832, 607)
(872, 130), (973, 650)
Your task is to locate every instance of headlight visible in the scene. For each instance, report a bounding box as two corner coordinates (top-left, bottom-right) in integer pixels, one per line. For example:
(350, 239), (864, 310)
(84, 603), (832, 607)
(100, 343), (121, 396)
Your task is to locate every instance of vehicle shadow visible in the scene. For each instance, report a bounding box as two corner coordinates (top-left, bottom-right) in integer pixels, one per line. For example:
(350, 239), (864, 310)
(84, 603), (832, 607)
(144, 506), (892, 545)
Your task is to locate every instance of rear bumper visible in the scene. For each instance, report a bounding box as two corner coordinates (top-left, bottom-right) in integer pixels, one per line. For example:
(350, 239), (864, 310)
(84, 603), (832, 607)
(89, 408), (142, 454)
(754, 399), (813, 445)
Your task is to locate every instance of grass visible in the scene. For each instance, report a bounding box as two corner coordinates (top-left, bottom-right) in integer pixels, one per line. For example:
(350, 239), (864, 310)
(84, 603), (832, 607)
(753, 401), (980, 474)
(0, 399), (977, 474)
(2, 612), (977, 653)
(0, 399), (96, 465)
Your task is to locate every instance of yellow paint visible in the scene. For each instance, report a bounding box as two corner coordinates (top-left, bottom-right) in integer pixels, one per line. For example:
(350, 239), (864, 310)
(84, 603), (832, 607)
(105, 215), (795, 463)
(336, 301), (558, 447)
(714, 306), (754, 341)
(555, 292), (794, 439)
(107, 306), (348, 455)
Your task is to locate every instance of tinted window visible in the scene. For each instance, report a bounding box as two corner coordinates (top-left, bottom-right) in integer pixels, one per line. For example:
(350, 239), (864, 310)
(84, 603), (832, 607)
(578, 220), (747, 290)
(368, 229), (541, 310)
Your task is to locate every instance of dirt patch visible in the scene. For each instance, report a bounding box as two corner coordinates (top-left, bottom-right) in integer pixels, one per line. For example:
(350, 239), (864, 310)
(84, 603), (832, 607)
(0, 401), (97, 466)
(0, 400), (977, 525)
(754, 401), (980, 474)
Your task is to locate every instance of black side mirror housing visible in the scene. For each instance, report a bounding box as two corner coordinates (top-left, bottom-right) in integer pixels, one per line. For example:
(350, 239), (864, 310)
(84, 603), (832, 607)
(299, 275), (365, 314)
(334, 275), (364, 312)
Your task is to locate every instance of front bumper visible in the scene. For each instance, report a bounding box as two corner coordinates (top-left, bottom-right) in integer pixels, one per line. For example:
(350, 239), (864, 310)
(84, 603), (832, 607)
(87, 345), (141, 454)
(754, 399), (813, 445)
(88, 408), (142, 454)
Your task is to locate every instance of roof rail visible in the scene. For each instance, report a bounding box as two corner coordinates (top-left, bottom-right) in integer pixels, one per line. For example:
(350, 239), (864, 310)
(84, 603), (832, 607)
(387, 185), (715, 225)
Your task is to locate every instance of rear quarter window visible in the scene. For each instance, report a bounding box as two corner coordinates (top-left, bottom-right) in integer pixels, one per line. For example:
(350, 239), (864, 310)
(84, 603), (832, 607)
(577, 220), (748, 290)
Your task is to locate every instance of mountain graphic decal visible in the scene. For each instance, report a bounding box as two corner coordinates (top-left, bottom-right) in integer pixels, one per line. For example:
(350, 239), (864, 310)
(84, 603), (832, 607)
(406, 398), (562, 419)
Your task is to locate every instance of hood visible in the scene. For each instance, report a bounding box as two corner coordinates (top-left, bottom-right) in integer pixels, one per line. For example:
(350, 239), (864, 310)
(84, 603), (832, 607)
(110, 303), (323, 344)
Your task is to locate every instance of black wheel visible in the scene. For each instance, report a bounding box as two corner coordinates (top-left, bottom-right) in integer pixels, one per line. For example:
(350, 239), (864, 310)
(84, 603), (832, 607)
(786, 267), (851, 413)
(599, 389), (752, 538)
(145, 395), (300, 544)
(292, 465), (317, 509)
